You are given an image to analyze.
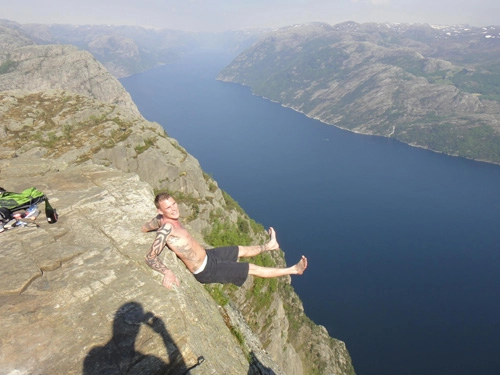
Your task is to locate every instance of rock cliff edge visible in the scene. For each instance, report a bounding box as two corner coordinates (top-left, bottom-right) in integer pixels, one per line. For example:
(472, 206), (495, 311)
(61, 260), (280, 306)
(0, 24), (355, 375)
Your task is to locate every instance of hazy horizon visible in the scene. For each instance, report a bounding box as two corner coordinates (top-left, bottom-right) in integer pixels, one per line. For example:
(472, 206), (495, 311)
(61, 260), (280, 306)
(3, 0), (499, 33)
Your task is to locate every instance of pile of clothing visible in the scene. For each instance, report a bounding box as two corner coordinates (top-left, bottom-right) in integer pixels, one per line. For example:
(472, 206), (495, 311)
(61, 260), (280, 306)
(0, 187), (58, 233)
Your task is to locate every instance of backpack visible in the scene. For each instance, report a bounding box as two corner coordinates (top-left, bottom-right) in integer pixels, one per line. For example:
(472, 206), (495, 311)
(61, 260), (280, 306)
(0, 187), (58, 224)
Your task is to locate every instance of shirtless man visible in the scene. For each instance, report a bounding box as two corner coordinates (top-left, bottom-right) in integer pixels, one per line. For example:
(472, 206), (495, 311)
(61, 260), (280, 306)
(143, 192), (308, 288)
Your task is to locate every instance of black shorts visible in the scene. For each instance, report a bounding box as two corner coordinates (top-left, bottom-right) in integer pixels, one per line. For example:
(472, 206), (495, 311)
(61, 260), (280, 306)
(193, 246), (249, 287)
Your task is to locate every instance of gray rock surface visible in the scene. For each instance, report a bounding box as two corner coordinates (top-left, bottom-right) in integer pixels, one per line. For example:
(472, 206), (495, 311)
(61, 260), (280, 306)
(0, 43), (139, 114)
(0, 158), (277, 375)
(0, 87), (355, 374)
(0, 24), (356, 374)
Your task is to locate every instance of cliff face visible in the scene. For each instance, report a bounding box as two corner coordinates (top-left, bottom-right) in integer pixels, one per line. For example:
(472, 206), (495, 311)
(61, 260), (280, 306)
(0, 25), (355, 375)
(0, 28), (139, 113)
(0, 159), (246, 374)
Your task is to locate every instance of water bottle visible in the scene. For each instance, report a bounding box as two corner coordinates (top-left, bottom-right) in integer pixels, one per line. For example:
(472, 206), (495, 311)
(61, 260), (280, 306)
(24, 204), (41, 220)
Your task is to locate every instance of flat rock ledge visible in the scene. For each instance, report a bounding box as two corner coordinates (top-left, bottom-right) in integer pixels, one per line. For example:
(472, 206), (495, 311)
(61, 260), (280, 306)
(0, 157), (278, 375)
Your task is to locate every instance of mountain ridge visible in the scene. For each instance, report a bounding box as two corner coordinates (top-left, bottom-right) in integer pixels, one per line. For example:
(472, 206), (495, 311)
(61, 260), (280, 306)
(0, 19), (266, 78)
(218, 21), (500, 164)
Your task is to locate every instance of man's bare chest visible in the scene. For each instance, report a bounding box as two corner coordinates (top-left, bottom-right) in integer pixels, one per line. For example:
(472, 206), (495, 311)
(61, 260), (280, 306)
(165, 226), (193, 251)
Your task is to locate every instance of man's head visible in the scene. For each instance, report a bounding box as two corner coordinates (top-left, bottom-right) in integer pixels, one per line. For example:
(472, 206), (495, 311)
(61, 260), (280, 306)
(154, 192), (172, 209)
(154, 192), (179, 220)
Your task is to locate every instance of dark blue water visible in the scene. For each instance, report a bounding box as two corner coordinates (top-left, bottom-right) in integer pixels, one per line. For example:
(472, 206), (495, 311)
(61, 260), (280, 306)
(122, 52), (500, 375)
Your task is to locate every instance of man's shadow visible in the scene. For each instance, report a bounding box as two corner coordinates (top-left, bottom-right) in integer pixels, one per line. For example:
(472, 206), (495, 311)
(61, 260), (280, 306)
(83, 301), (198, 375)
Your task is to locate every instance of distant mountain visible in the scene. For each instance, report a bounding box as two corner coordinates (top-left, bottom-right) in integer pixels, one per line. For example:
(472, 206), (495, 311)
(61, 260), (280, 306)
(218, 22), (500, 164)
(0, 19), (266, 77)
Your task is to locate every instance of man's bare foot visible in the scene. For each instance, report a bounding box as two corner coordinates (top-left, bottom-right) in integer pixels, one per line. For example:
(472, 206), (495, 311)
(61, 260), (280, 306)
(293, 256), (308, 275)
(265, 227), (280, 251)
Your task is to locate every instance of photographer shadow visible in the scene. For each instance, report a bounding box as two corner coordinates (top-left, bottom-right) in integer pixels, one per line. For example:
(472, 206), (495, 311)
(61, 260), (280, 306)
(247, 351), (276, 375)
(83, 301), (195, 375)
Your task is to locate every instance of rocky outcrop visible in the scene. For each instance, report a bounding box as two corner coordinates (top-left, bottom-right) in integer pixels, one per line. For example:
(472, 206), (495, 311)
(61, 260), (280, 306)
(0, 41), (139, 114)
(0, 158), (279, 374)
(0, 87), (355, 375)
(0, 89), (225, 237)
(0, 26), (355, 375)
(0, 25), (34, 51)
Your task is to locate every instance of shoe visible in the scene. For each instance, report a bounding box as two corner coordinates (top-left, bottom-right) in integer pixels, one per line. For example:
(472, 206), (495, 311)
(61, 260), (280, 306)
(19, 221), (38, 228)
(4, 219), (17, 229)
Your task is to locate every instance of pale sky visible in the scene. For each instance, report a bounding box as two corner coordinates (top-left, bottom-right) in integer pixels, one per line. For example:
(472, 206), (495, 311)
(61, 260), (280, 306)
(2, 0), (499, 32)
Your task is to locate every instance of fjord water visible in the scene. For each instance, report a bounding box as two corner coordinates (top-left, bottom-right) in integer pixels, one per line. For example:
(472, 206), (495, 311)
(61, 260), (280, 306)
(121, 52), (500, 375)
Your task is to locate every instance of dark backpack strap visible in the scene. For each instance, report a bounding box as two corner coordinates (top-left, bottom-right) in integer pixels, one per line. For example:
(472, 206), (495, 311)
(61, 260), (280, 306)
(0, 207), (12, 223)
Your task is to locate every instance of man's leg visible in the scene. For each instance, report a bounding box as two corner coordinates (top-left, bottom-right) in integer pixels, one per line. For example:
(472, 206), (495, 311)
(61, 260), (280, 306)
(237, 227), (280, 258)
(248, 256), (308, 278)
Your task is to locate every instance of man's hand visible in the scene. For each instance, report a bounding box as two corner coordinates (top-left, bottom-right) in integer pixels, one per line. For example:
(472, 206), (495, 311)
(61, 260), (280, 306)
(162, 269), (180, 289)
(141, 215), (163, 232)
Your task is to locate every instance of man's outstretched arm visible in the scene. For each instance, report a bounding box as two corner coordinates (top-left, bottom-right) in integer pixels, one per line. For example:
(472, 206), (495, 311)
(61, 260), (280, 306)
(141, 215), (162, 232)
(145, 224), (180, 289)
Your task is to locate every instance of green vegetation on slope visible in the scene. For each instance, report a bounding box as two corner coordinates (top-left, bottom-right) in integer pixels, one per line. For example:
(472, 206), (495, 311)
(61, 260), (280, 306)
(452, 63), (500, 101)
(397, 123), (500, 161)
(200, 192), (355, 375)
